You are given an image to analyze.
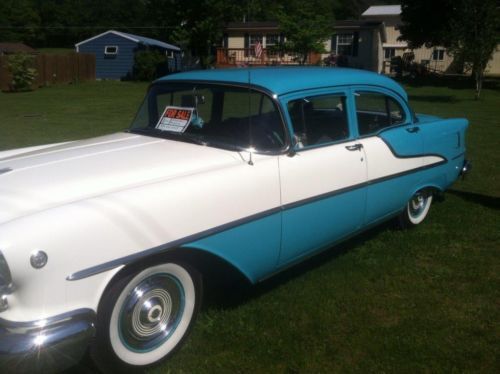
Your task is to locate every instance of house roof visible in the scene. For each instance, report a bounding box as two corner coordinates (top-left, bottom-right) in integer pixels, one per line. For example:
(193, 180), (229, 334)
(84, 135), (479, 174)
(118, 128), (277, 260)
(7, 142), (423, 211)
(335, 20), (383, 28)
(158, 67), (407, 99)
(0, 43), (37, 54)
(75, 30), (180, 51)
(334, 20), (387, 43)
(225, 21), (279, 31)
(361, 5), (402, 17)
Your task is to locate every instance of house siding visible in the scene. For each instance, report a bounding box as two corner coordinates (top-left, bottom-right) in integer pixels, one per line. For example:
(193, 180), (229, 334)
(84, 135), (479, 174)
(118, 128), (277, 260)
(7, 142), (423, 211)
(228, 33), (245, 49)
(486, 47), (500, 76)
(77, 33), (138, 79)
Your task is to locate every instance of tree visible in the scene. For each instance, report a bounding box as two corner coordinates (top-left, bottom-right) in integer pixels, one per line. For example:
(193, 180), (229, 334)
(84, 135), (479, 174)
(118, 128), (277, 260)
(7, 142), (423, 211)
(0, 0), (41, 44)
(5, 53), (38, 91)
(168, 0), (244, 68)
(276, 0), (335, 64)
(399, 0), (498, 99)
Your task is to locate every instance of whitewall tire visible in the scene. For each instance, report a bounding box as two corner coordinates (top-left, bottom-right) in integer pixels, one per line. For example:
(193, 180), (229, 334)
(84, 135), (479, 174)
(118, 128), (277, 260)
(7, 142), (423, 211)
(91, 261), (202, 372)
(399, 190), (433, 227)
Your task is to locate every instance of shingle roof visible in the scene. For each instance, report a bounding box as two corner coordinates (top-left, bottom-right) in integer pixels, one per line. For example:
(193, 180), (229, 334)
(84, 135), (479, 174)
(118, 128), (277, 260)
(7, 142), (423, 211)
(335, 20), (383, 28)
(225, 21), (279, 30)
(75, 30), (180, 51)
(116, 31), (180, 51)
(361, 5), (402, 17)
(0, 43), (37, 54)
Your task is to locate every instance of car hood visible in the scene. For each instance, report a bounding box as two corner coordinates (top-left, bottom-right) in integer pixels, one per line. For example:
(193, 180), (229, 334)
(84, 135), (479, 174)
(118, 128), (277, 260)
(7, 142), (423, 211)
(0, 132), (240, 224)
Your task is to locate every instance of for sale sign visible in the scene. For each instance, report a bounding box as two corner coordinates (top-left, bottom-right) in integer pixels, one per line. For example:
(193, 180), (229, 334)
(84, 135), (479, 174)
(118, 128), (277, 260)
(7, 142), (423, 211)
(156, 106), (194, 133)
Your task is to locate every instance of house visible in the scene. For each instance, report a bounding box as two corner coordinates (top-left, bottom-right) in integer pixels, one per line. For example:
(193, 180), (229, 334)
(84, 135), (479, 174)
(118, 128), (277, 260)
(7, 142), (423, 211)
(217, 5), (500, 76)
(0, 43), (37, 56)
(326, 20), (386, 71)
(75, 30), (181, 79)
(217, 20), (386, 70)
(217, 22), (322, 66)
(360, 5), (454, 74)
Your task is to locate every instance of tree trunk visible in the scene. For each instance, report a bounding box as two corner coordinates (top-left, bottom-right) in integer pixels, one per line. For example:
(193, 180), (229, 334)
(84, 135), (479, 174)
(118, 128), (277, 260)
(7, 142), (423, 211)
(301, 53), (308, 65)
(474, 64), (483, 100)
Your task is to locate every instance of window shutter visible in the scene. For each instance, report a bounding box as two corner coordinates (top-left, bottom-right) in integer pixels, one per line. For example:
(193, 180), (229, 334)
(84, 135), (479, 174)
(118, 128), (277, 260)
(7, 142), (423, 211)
(331, 34), (337, 54)
(223, 33), (228, 48)
(244, 33), (249, 57)
(279, 33), (285, 57)
(352, 32), (359, 57)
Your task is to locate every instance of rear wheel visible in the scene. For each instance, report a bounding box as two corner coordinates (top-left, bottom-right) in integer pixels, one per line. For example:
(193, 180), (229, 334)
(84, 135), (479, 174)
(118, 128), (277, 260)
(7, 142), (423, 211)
(399, 190), (433, 228)
(91, 261), (202, 372)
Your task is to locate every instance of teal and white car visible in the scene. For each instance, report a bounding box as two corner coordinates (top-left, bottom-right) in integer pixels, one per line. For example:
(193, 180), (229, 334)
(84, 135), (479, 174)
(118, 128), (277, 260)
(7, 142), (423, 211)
(0, 67), (470, 372)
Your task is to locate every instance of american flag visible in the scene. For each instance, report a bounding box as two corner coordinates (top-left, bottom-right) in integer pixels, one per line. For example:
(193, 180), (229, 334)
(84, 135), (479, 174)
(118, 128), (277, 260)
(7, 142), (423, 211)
(254, 41), (263, 58)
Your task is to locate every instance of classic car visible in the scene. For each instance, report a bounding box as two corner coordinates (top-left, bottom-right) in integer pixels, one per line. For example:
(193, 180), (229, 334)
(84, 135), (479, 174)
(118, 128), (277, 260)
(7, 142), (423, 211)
(0, 67), (470, 373)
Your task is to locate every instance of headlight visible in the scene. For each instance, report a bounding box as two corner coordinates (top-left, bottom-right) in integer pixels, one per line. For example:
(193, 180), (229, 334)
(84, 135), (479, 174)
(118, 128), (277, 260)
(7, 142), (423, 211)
(0, 251), (13, 312)
(0, 250), (13, 293)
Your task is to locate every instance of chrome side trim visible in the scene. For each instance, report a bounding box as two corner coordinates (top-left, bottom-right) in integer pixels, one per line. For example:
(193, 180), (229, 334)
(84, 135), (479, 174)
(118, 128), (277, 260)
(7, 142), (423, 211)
(66, 206), (283, 281)
(0, 308), (96, 374)
(67, 158), (448, 282)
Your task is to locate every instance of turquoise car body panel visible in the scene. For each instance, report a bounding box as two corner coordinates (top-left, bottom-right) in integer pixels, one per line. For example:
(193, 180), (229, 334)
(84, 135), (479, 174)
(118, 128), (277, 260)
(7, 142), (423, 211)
(163, 68), (468, 284)
(70, 68), (467, 285)
(159, 67), (408, 100)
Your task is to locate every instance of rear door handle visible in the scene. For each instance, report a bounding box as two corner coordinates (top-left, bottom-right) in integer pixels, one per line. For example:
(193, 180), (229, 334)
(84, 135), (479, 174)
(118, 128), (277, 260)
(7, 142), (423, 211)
(406, 126), (420, 133)
(345, 143), (363, 151)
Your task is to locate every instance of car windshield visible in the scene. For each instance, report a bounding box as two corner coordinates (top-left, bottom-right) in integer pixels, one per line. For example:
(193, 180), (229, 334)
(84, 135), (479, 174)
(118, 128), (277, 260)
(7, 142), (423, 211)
(130, 82), (286, 152)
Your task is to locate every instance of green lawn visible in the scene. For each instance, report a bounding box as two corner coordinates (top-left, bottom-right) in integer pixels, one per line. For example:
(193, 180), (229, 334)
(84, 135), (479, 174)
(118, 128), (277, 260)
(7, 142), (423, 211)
(0, 81), (149, 150)
(0, 80), (498, 373)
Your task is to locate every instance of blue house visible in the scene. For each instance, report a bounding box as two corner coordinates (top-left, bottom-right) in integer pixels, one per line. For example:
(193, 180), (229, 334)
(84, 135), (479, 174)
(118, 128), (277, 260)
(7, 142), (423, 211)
(75, 30), (181, 79)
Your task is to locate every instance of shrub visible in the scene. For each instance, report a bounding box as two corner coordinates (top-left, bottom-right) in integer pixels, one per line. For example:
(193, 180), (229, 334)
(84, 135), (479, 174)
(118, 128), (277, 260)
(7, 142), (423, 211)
(5, 53), (38, 92)
(132, 50), (167, 81)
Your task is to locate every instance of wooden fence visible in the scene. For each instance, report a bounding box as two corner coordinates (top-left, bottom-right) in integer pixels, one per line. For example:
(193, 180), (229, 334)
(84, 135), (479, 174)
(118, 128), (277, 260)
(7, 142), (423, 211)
(0, 53), (95, 91)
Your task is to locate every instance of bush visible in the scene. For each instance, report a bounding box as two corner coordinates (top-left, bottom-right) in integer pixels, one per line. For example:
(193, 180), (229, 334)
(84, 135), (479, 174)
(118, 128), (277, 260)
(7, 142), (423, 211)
(5, 53), (38, 92)
(132, 50), (167, 81)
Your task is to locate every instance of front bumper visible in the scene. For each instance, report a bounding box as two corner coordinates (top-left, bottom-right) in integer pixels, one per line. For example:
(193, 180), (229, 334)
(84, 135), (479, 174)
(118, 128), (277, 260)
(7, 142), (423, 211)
(460, 159), (472, 179)
(0, 308), (95, 373)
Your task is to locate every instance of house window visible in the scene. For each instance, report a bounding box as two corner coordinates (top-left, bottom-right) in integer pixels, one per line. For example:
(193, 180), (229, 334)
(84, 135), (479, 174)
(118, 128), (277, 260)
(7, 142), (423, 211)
(384, 48), (395, 60)
(265, 34), (280, 57)
(248, 34), (263, 57)
(249, 34), (263, 48)
(166, 50), (174, 58)
(104, 46), (118, 55)
(265, 34), (279, 48)
(336, 33), (354, 56)
(432, 49), (445, 61)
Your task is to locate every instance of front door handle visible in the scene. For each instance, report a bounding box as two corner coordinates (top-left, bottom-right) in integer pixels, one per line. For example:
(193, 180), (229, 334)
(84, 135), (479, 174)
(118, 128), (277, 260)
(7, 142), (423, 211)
(406, 126), (420, 133)
(345, 143), (363, 151)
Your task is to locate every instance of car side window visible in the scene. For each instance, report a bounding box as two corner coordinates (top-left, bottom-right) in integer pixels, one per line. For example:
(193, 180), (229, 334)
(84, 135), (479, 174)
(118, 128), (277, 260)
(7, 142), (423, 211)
(287, 94), (349, 148)
(355, 91), (406, 136)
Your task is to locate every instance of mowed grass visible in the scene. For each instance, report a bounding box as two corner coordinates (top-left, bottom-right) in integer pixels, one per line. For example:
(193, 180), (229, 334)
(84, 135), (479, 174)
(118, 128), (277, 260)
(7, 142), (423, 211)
(0, 81), (149, 150)
(0, 79), (499, 373)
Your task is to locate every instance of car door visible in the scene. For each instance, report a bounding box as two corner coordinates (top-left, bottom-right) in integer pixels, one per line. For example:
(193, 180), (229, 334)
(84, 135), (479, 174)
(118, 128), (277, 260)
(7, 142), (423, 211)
(278, 89), (367, 266)
(352, 87), (424, 224)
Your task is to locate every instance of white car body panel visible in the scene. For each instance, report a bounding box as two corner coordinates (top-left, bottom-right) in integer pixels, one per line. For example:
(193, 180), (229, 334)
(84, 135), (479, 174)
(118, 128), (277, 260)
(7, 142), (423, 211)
(0, 133), (281, 321)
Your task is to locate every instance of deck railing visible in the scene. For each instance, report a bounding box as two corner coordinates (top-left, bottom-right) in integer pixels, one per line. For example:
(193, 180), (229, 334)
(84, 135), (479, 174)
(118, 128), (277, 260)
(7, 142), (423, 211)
(216, 48), (320, 66)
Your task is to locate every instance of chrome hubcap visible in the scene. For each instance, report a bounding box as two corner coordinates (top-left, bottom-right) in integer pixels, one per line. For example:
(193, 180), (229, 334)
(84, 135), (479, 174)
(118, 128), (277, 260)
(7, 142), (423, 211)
(119, 274), (185, 352)
(409, 193), (426, 217)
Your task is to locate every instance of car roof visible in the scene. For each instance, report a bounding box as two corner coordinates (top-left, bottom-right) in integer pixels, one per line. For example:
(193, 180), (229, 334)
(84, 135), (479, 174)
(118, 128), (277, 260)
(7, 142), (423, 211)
(158, 67), (407, 100)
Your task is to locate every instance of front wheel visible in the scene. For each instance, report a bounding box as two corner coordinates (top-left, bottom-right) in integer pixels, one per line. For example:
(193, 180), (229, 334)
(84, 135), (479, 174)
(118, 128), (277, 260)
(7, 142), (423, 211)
(91, 261), (202, 372)
(399, 190), (433, 228)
